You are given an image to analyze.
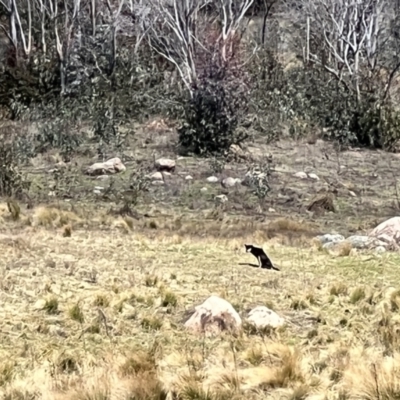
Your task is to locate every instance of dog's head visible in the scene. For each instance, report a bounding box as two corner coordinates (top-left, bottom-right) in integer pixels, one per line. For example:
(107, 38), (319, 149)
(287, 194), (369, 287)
(244, 244), (253, 253)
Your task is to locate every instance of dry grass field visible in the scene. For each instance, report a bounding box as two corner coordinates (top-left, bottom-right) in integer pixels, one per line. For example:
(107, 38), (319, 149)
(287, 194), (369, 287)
(1, 201), (400, 400)
(2, 120), (400, 399)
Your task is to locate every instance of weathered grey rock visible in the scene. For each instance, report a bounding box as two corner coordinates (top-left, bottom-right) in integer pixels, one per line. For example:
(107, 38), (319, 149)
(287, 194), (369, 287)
(246, 306), (285, 329)
(221, 177), (237, 188)
(207, 176), (219, 183)
(346, 235), (370, 249)
(308, 173), (320, 181)
(85, 157), (126, 176)
(184, 296), (242, 335)
(150, 172), (164, 181)
(96, 175), (110, 181)
(369, 217), (400, 249)
(215, 194), (228, 203)
(322, 241), (341, 250)
(151, 180), (165, 186)
(155, 158), (176, 172)
(294, 171), (308, 179)
(317, 234), (345, 245)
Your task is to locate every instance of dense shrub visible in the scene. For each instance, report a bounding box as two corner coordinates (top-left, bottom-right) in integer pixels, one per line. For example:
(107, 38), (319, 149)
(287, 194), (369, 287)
(178, 62), (250, 156)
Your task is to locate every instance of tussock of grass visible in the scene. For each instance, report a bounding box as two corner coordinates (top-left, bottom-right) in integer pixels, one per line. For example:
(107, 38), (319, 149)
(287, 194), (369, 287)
(44, 296), (59, 314)
(69, 303), (84, 323)
(334, 241), (353, 257)
(63, 224), (72, 237)
(141, 316), (163, 331)
(145, 274), (159, 287)
(32, 206), (81, 228)
(161, 291), (178, 307)
(349, 287), (366, 304)
(330, 282), (348, 296)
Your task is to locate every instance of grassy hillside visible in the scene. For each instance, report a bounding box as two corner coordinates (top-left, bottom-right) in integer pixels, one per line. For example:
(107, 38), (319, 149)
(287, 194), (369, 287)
(0, 192), (400, 398)
(0, 118), (400, 398)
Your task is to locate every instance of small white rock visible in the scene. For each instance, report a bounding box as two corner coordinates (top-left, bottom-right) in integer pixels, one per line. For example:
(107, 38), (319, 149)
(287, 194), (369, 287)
(268, 208), (276, 213)
(200, 187), (208, 193)
(34, 299), (46, 310)
(155, 158), (176, 172)
(151, 180), (165, 186)
(294, 171), (308, 179)
(349, 191), (356, 197)
(308, 173), (320, 181)
(207, 176), (219, 183)
(96, 175), (110, 181)
(221, 177), (237, 188)
(150, 172), (164, 181)
(85, 157), (126, 176)
(247, 306), (285, 329)
(94, 186), (104, 191)
(185, 175), (193, 181)
(215, 194), (228, 203)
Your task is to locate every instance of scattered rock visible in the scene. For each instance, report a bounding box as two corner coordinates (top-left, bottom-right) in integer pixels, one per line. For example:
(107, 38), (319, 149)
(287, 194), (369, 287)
(85, 157), (126, 176)
(268, 208), (276, 213)
(308, 173), (320, 181)
(34, 299), (46, 310)
(150, 172), (164, 181)
(184, 296), (242, 335)
(369, 217), (400, 249)
(215, 194), (228, 203)
(200, 187), (208, 193)
(294, 171), (308, 179)
(93, 189), (102, 195)
(346, 235), (370, 249)
(349, 191), (356, 197)
(221, 177), (238, 188)
(317, 234), (345, 245)
(206, 176), (219, 183)
(96, 175), (110, 181)
(155, 158), (176, 172)
(246, 306), (285, 329)
(151, 180), (165, 186)
(185, 175), (193, 181)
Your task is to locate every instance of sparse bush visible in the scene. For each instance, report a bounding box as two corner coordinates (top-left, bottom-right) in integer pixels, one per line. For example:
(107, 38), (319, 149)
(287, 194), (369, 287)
(0, 138), (30, 199)
(34, 115), (84, 162)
